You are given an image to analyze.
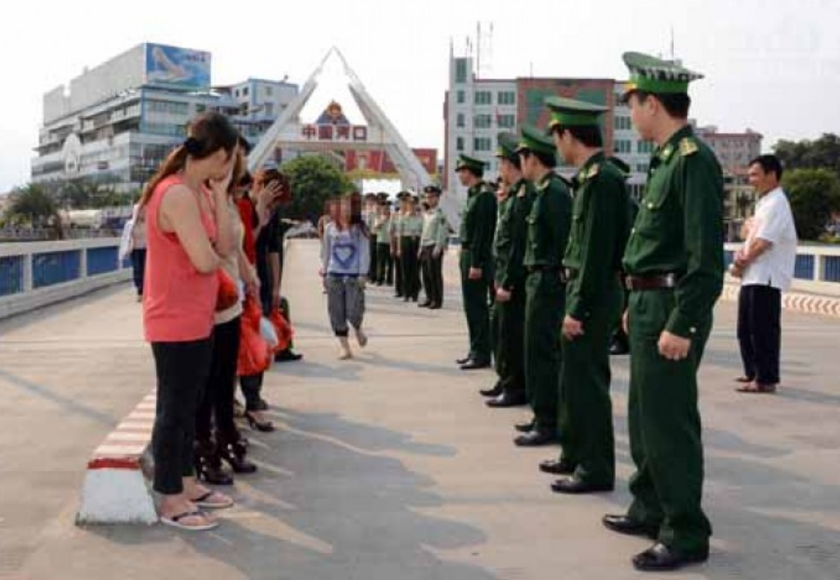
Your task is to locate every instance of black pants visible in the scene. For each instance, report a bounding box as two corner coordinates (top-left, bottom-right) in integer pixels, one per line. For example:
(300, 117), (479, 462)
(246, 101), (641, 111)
(737, 284), (782, 384)
(420, 247), (444, 306)
(400, 237), (421, 300)
(369, 237), (378, 280)
(394, 255), (403, 296)
(196, 318), (240, 445)
(376, 243), (393, 285)
(131, 248), (146, 296)
(151, 338), (212, 495)
(240, 374), (264, 412)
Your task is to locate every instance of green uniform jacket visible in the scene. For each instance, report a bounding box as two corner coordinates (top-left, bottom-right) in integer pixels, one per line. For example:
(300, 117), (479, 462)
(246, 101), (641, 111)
(401, 214), (424, 237)
(524, 172), (572, 269)
(460, 182), (498, 269)
(622, 125), (725, 339)
(375, 216), (392, 244)
(497, 178), (536, 291)
(563, 152), (632, 320)
(494, 196), (514, 286)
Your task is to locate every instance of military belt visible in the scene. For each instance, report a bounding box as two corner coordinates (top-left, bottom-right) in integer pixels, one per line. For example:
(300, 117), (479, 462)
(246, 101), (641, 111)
(624, 273), (678, 291)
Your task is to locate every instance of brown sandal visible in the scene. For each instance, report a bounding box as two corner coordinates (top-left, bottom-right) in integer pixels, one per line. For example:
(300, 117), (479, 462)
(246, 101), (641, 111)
(735, 383), (762, 393)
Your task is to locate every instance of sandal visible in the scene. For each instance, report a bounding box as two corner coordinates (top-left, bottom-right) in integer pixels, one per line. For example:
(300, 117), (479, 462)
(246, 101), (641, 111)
(734, 376), (754, 384)
(191, 490), (234, 510)
(735, 383), (762, 393)
(160, 510), (218, 531)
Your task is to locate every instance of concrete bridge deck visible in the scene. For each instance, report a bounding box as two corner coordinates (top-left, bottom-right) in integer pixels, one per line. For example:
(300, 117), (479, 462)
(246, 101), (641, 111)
(0, 239), (838, 580)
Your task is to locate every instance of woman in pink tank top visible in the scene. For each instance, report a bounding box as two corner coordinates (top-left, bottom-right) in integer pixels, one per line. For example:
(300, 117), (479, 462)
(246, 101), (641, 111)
(140, 112), (241, 532)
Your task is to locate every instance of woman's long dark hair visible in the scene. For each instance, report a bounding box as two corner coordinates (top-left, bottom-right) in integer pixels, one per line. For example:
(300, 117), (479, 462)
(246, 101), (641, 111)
(348, 192), (369, 238)
(140, 112), (239, 207)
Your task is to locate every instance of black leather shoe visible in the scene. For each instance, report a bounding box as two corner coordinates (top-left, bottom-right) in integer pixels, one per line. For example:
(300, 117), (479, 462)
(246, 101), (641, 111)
(418, 301), (432, 308)
(515, 420), (535, 433)
(479, 382), (502, 397)
(456, 356), (471, 365)
(275, 350), (303, 363)
(602, 515), (658, 539)
(539, 458), (576, 475)
(514, 430), (557, 447)
(486, 392), (528, 408)
(460, 360), (491, 371)
(551, 475), (614, 494)
(429, 303), (442, 310)
(632, 543), (708, 572)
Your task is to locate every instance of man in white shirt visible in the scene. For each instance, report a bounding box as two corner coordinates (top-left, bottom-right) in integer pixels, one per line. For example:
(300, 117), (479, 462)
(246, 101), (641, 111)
(731, 155), (797, 393)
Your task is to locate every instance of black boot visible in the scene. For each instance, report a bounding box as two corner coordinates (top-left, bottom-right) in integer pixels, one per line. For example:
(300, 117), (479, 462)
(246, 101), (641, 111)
(194, 440), (234, 485)
(219, 437), (258, 474)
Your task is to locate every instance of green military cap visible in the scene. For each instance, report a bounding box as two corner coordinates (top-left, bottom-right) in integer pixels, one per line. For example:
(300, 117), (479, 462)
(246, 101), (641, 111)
(621, 51), (703, 100)
(363, 192), (378, 200)
(396, 190), (411, 200)
(455, 154), (487, 173)
(495, 132), (519, 162)
(515, 124), (557, 158)
(544, 96), (607, 132)
(423, 184), (442, 195)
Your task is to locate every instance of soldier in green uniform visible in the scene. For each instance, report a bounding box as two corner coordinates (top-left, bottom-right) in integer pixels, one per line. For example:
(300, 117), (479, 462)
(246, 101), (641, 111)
(455, 154), (497, 371)
(374, 194), (394, 286)
(398, 195), (424, 302)
(484, 133), (533, 408)
(601, 52), (724, 572)
(363, 193), (379, 281)
(514, 126), (572, 446)
(535, 97), (631, 493)
(392, 192), (409, 298)
(419, 185), (448, 309)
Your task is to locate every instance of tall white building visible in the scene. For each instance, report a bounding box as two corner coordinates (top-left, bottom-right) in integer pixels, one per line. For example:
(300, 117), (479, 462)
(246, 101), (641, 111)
(32, 43), (298, 191)
(444, 55), (517, 195)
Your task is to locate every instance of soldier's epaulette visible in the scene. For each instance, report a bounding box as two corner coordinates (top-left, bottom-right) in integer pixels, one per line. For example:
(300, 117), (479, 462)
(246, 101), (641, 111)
(516, 183), (528, 198)
(586, 163), (600, 179)
(679, 137), (699, 157)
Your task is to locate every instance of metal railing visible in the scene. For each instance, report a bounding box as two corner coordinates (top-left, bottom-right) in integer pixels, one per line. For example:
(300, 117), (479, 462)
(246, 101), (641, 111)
(0, 238), (130, 318)
(724, 242), (840, 296)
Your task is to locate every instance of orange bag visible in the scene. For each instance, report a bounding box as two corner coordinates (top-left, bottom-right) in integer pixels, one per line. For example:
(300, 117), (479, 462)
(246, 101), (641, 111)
(216, 269), (239, 312)
(237, 298), (271, 376)
(269, 308), (294, 353)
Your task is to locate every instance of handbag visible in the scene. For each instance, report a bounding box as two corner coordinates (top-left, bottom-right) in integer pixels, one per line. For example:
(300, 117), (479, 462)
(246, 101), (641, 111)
(216, 269), (240, 312)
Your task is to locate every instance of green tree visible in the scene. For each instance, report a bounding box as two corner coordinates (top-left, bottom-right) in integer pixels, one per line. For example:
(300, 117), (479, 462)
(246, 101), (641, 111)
(7, 184), (59, 228)
(775, 134), (840, 178)
(281, 155), (353, 224)
(782, 168), (840, 241)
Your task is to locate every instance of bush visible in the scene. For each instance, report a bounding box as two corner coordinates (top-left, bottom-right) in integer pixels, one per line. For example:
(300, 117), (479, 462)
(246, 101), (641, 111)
(782, 168), (840, 241)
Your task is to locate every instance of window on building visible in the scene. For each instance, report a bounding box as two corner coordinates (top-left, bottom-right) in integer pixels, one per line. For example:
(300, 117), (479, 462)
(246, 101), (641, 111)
(497, 114), (516, 129)
(195, 104), (206, 113)
(455, 59), (468, 84)
(474, 91), (492, 105)
(637, 141), (654, 154)
(265, 86), (273, 97)
(474, 137), (492, 151)
(265, 103), (274, 117)
(614, 140), (632, 154)
(498, 91), (516, 105)
(243, 87), (249, 97)
(456, 137), (465, 152)
(614, 116), (633, 131)
(474, 114), (492, 129)
(457, 90), (465, 104)
(456, 113), (465, 128)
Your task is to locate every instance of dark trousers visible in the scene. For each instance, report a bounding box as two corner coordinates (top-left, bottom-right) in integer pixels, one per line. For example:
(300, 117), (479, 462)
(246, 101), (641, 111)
(376, 243), (393, 285)
(400, 237), (421, 300)
(627, 289), (712, 555)
(524, 271), (565, 431)
(420, 247), (444, 306)
(558, 281), (623, 485)
(369, 238), (378, 280)
(151, 338), (212, 495)
(493, 286), (526, 395)
(240, 374), (264, 412)
(196, 318), (241, 445)
(460, 252), (493, 365)
(737, 284), (782, 384)
(394, 255), (404, 295)
(131, 248), (146, 296)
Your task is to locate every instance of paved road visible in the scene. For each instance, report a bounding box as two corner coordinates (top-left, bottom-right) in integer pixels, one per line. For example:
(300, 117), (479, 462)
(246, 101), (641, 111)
(1, 239), (838, 580)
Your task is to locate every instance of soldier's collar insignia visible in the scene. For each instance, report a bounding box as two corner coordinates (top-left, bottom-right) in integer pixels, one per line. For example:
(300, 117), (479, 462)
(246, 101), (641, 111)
(659, 143), (675, 161)
(679, 137), (699, 157)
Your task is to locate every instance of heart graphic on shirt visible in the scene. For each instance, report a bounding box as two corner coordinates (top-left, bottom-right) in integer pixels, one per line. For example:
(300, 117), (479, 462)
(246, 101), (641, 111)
(333, 242), (357, 270)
